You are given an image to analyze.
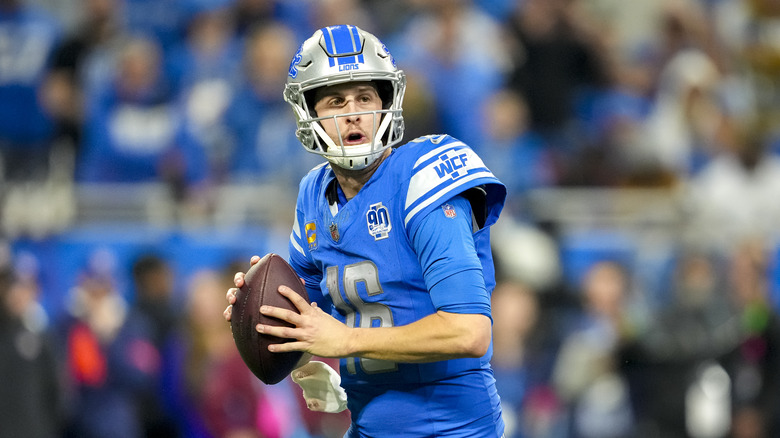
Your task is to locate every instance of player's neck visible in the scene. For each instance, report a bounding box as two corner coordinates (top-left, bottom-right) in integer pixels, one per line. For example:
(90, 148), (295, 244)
(331, 149), (390, 199)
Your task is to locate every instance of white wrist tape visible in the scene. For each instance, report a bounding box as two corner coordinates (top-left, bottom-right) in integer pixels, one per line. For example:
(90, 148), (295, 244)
(291, 360), (348, 413)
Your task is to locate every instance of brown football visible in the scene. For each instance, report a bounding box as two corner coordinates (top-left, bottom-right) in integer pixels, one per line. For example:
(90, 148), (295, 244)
(230, 253), (309, 384)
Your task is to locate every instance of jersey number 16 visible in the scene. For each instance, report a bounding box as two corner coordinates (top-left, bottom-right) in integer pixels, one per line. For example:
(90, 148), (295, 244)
(326, 261), (398, 375)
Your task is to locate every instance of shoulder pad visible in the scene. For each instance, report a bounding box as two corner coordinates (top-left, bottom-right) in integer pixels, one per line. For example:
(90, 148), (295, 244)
(403, 136), (502, 227)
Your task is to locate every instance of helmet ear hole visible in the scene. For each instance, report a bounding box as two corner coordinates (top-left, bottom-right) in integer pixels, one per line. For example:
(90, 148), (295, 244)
(304, 90), (317, 116)
(375, 80), (394, 109)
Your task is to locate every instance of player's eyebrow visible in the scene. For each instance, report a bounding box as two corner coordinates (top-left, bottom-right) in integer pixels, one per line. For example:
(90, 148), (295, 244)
(317, 83), (378, 100)
(353, 85), (379, 94)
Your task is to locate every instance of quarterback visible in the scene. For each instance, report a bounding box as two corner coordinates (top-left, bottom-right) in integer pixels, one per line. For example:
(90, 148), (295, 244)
(225, 24), (506, 437)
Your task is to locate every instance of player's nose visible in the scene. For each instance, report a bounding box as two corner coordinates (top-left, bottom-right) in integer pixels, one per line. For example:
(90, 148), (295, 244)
(344, 100), (361, 121)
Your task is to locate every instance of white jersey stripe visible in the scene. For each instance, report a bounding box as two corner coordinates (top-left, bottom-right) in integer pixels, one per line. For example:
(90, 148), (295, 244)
(290, 232), (305, 256)
(290, 212), (305, 255)
(412, 141), (465, 170)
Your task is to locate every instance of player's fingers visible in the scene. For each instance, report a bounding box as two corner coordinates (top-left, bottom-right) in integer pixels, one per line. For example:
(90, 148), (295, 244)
(250, 255), (261, 265)
(256, 322), (304, 344)
(226, 287), (238, 304)
(234, 272), (246, 287)
(223, 305), (233, 322)
(278, 285), (310, 312)
(267, 339), (307, 354)
(259, 305), (304, 326)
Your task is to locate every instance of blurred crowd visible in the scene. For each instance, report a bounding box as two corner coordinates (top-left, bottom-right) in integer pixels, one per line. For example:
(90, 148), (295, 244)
(2, 0), (780, 437)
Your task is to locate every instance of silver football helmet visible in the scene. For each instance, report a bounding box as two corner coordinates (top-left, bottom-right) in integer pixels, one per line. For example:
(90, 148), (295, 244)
(284, 25), (406, 170)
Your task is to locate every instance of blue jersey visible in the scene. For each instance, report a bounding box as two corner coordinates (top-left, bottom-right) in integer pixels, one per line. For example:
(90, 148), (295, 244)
(288, 135), (506, 437)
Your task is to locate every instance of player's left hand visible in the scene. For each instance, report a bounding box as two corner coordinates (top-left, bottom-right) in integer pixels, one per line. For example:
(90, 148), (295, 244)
(223, 255), (263, 322)
(256, 285), (351, 358)
(292, 360), (348, 413)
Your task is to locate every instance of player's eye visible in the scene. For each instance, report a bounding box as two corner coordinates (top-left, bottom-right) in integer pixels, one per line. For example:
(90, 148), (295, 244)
(360, 93), (377, 104)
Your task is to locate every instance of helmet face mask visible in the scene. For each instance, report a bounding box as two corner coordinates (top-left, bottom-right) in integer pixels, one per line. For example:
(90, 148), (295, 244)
(284, 25), (406, 170)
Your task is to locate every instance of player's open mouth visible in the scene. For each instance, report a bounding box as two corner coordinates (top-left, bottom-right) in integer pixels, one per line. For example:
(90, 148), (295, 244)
(343, 132), (367, 145)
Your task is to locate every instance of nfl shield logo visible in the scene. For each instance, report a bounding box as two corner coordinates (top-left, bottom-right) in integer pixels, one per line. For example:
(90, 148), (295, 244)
(329, 223), (340, 242)
(442, 204), (457, 219)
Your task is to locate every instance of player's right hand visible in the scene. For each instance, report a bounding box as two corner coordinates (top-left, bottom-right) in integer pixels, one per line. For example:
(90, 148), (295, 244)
(223, 255), (262, 322)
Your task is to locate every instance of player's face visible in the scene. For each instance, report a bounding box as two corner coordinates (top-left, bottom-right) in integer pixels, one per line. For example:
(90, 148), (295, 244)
(313, 82), (383, 147)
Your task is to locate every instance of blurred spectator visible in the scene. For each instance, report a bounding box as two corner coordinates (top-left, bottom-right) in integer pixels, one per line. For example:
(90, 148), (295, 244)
(121, 0), (189, 53)
(309, 0), (375, 32)
(130, 252), (181, 437)
(59, 248), (161, 438)
(131, 253), (177, 348)
(75, 35), (209, 196)
(0, 242), (64, 438)
(683, 125), (780, 253)
(637, 47), (726, 178)
(229, 0), (317, 42)
(358, 0), (414, 37)
(393, 69), (441, 143)
(26, 0), (83, 33)
(627, 0), (753, 184)
(719, 239), (780, 438)
(168, 266), (313, 438)
(389, 0), (509, 147)
(0, 0), (62, 182)
(473, 0), (515, 22)
(557, 14), (657, 187)
(168, 1), (242, 182)
(164, 268), (225, 437)
(504, 0), (611, 178)
(551, 260), (637, 438)
(621, 249), (736, 438)
(474, 88), (555, 215)
(222, 21), (320, 185)
(569, 77), (658, 187)
(231, 0), (275, 37)
(491, 279), (561, 438)
(42, 0), (125, 164)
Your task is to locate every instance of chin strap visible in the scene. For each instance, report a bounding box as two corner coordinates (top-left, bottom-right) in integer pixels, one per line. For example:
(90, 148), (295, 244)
(310, 110), (392, 170)
(291, 361), (348, 413)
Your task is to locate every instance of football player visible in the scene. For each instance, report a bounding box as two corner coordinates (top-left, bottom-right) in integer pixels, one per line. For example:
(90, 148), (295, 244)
(225, 24), (506, 437)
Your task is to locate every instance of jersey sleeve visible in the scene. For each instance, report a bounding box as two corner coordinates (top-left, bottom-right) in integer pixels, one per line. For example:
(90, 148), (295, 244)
(409, 195), (491, 317)
(288, 207), (325, 306)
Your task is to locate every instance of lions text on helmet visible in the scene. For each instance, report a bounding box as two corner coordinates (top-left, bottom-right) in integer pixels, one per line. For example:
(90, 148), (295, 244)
(284, 25), (406, 170)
